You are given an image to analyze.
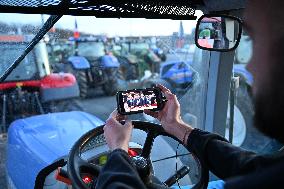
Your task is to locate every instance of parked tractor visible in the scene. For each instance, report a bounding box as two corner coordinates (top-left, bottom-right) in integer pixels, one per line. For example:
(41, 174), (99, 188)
(63, 37), (121, 98)
(114, 40), (164, 81)
(143, 60), (196, 94)
(0, 35), (82, 133)
(150, 44), (167, 62)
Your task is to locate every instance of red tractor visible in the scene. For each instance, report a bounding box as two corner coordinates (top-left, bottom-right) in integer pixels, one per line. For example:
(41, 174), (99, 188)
(0, 35), (82, 133)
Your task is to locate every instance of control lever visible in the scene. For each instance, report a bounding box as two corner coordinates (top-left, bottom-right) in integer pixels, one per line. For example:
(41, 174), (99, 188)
(164, 166), (190, 187)
(55, 167), (71, 185)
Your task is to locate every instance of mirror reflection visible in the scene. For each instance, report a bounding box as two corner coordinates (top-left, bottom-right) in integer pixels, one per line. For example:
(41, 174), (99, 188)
(197, 16), (240, 50)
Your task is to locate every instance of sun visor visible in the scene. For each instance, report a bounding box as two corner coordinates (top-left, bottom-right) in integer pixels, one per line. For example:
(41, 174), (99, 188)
(0, 0), (200, 20)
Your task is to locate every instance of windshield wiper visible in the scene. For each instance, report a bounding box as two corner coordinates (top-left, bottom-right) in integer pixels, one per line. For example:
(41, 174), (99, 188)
(0, 0), (71, 82)
(0, 15), (62, 82)
(152, 152), (191, 163)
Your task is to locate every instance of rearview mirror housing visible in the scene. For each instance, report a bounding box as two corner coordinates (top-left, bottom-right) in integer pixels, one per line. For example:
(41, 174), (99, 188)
(195, 14), (242, 52)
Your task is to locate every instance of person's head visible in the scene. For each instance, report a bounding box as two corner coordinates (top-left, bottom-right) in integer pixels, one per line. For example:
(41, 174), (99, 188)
(245, 0), (284, 143)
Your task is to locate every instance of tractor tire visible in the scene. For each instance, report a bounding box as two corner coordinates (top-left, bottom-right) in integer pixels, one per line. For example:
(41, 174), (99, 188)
(102, 69), (119, 96)
(103, 80), (118, 96)
(228, 83), (282, 153)
(125, 64), (139, 80)
(160, 54), (167, 62)
(65, 64), (88, 98)
(117, 57), (139, 80)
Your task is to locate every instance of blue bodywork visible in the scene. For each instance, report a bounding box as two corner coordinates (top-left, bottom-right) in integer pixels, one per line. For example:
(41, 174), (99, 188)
(233, 64), (253, 86)
(6, 111), (104, 189)
(161, 61), (194, 85)
(100, 55), (120, 68)
(68, 56), (91, 69)
(151, 46), (163, 55)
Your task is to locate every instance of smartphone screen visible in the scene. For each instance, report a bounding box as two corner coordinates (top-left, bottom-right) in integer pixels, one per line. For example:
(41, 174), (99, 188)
(117, 88), (162, 115)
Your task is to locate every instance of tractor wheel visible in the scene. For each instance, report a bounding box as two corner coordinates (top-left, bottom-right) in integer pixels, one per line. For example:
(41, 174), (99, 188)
(226, 83), (282, 153)
(117, 57), (138, 80)
(65, 64), (88, 98)
(125, 64), (138, 80)
(102, 69), (119, 96)
(103, 80), (118, 96)
(160, 53), (167, 62)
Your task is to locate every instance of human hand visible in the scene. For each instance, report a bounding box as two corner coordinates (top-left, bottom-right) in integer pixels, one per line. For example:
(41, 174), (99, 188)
(144, 84), (193, 143)
(104, 110), (133, 152)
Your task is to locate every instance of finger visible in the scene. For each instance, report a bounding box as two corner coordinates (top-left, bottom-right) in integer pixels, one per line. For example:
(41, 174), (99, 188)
(124, 120), (133, 129)
(164, 91), (176, 100)
(109, 109), (118, 119)
(109, 109), (127, 121)
(144, 109), (159, 118)
(157, 84), (172, 94)
(117, 113), (127, 122)
(106, 117), (119, 126)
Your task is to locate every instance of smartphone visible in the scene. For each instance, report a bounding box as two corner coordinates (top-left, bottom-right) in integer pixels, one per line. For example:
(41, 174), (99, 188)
(116, 87), (164, 115)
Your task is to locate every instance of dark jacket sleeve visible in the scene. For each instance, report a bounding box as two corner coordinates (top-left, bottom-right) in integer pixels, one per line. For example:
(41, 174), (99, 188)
(187, 129), (277, 179)
(96, 149), (147, 189)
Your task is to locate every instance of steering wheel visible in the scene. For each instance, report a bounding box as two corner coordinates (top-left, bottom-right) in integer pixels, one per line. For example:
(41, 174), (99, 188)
(67, 121), (209, 189)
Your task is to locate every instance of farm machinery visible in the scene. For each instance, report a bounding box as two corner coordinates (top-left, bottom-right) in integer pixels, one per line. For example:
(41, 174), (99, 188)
(0, 35), (81, 133)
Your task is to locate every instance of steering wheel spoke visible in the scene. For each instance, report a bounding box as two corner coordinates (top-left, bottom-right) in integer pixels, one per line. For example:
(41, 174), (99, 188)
(141, 130), (156, 158)
(147, 182), (170, 189)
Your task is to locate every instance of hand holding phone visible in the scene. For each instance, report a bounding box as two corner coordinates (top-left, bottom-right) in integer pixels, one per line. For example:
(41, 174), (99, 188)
(116, 87), (165, 115)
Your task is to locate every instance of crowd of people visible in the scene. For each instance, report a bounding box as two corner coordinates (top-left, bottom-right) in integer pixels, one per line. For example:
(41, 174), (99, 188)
(123, 92), (157, 112)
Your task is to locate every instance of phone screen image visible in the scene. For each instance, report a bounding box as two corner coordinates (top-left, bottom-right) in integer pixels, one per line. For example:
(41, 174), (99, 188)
(121, 89), (158, 113)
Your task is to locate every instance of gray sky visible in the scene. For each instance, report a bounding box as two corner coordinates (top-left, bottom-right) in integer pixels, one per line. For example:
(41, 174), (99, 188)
(0, 11), (202, 36)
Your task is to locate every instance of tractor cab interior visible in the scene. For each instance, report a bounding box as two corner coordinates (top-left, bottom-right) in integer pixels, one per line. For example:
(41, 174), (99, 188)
(0, 1), (282, 189)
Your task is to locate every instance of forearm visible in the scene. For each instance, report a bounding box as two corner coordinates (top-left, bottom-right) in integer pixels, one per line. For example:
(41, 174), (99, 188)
(168, 121), (272, 179)
(186, 129), (272, 179)
(166, 120), (193, 145)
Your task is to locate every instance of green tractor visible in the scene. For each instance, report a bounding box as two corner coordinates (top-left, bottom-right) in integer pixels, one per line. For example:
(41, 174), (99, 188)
(113, 40), (163, 81)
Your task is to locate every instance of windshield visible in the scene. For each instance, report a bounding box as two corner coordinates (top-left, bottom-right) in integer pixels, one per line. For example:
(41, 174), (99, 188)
(130, 43), (149, 52)
(77, 41), (105, 58)
(0, 13), (213, 189)
(0, 43), (38, 81)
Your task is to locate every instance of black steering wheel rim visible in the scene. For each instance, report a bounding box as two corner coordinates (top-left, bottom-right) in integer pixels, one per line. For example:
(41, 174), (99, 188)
(67, 121), (209, 189)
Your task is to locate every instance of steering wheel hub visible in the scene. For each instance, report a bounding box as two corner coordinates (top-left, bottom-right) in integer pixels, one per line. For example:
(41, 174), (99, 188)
(132, 156), (148, 169)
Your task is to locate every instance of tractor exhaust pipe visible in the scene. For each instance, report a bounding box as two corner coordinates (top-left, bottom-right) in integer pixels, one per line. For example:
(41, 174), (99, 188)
(35, 92), (45, 114)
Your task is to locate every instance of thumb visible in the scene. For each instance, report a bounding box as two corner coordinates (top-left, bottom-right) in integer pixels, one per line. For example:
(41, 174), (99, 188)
(164, 91), (175, 100)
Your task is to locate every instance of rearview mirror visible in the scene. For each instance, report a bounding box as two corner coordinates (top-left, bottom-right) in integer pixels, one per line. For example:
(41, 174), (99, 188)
(195, 14), (242, 51)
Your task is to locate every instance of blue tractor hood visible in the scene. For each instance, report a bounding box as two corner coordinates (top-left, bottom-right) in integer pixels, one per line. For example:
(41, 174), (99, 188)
(11, 111), (104, 158)
(6, 111), (104, 189)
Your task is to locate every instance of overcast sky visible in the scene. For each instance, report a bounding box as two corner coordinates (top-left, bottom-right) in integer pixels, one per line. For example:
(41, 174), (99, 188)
(0, 11), (202, 36)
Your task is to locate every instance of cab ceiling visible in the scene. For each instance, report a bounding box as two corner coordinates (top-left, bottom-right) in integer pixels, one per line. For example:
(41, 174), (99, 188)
(0, 0), (202, 20)
(199, 0), (246, 12)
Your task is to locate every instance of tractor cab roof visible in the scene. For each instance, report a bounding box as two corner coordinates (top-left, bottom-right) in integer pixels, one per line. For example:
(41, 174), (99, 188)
(0, 0), (247, 16)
